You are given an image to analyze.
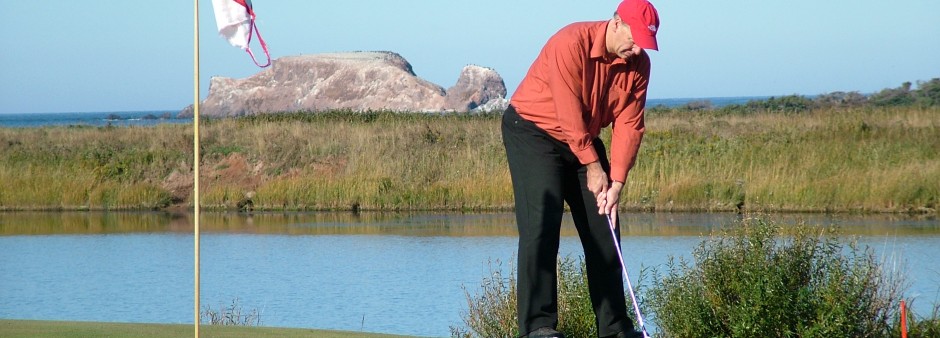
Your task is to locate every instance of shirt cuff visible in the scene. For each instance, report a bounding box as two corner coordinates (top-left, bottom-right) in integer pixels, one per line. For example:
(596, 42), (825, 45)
(610, 164), (627, 183)
(571, 145), (599, 166)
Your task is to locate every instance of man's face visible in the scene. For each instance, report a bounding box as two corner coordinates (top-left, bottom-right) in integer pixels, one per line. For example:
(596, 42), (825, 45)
(609, 20), (643, 59)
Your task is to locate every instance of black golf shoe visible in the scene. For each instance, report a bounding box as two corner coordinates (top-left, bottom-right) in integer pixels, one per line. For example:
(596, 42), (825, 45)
(602, 330), (644, 338)
(524, 327), (565, 338)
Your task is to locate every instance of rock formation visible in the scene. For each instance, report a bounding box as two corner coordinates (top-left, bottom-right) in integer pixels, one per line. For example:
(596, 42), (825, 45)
(180, 51), (507, 117)
(443, 64), (507, 112)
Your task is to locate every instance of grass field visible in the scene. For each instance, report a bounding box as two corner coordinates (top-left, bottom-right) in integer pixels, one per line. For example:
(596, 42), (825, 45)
(0, 320), (415, 338)
(1, 106), (937, 213)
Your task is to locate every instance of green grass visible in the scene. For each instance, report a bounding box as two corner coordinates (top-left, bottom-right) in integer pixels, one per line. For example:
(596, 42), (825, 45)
(0, 320), (414, 338)
(902, 302), (940, 337)
(1, 106), (937, 213)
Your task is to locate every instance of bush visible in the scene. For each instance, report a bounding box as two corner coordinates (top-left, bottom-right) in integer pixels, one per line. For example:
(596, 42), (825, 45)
(898, 302), (940, 338)
(451, 260), (518, 338)
(646, 216), (902, 337)
(451, 257), (641, 338)
(454, 216), (939, 337)
(200, 298), (262, 326)
(869, 82), (916, 106)
(745, 95), (815, 113)
(913, 78), (940, 107)
(683, 100), (713, 111)
(813, 91), (867, 108)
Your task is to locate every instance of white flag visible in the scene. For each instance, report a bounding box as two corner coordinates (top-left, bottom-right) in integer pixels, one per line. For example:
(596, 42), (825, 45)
(211, 0), (252, 50)
(210, 0), (271, 67)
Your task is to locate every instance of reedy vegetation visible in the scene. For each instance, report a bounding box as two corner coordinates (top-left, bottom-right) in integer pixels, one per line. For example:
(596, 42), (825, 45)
(450, 256), (632, 338)
(633, 105), (939, 213)
(452, 216), (938, 338)
(201, 298), (262, 326)
(0, 103), (937, 213)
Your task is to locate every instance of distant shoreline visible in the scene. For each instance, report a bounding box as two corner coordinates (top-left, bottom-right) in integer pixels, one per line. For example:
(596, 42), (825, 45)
(0, 96), (771, 126)
(0, 110), (189, 128)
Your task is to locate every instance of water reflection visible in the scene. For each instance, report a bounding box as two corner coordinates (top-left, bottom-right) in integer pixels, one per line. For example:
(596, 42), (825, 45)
(2, 211), (937, 237)
(1, 211), (938, 337)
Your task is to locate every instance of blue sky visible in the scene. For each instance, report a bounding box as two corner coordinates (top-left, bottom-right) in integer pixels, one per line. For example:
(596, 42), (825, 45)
(2, 0), (938, 114)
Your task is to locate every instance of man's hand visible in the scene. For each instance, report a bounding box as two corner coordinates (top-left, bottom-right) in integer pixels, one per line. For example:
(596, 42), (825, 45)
(587, 162), (624, 228)
(586, 161), (608, 207)
(602, 181), (624, 229)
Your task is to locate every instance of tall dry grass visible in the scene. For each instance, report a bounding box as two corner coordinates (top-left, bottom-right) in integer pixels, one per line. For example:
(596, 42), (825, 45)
(201, 112), (512, 210)
(1, 107), (937, 212)
(627, 106), (939, 213)
(0, 125), (185, 210)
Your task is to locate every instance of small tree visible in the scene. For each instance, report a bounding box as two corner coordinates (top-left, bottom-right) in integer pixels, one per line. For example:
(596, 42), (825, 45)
(869, 81), (915, 106)
(746, 95), (814, 113)
(813, 91), (867, 108)
(913, 78), (940, 107)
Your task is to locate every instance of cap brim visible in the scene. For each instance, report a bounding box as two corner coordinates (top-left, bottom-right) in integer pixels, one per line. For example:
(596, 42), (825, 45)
(634, 33), (658, 51)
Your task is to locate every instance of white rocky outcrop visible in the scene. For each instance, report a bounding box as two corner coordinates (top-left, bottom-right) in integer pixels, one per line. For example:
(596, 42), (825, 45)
(180, 51), (507, 117)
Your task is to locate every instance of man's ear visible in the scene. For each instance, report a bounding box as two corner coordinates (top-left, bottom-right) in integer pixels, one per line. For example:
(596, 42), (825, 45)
(612, 17), (625, 31)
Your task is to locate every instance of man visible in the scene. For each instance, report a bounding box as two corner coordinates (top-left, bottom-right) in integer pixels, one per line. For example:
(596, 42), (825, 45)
(501, 0), (660, 337)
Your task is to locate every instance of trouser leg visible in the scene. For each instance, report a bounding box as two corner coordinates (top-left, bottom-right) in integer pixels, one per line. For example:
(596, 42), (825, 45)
(502, 107), (565, 334)
(563, 143), (634, 336)
(502, 106), (633, 336)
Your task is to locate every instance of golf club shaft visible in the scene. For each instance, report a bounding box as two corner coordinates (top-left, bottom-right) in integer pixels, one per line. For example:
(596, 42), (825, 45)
(606, 214), (650, 338)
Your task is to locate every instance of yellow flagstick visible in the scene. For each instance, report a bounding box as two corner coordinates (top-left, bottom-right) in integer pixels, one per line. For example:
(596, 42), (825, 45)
(193, 0), (201, 337)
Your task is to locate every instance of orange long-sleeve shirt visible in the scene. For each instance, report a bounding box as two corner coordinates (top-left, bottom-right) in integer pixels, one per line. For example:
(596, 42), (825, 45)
(510, 20), (650, 183)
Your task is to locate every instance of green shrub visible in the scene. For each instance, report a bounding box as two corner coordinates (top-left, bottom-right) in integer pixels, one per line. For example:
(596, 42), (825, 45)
(556, 257), (603, 337)
(453, 216), (939, 337)
(451, 257), (641, 338)
(745, 95), (815, 113)
(913, 78), (940, 107)
(898, 302), (940, 338)
(451, 260), (518, 338)
(646, 216), (902, 337)
(813, 91), (867, 108)
(869, 82), (916, 107)
(865, 78), (940, 108)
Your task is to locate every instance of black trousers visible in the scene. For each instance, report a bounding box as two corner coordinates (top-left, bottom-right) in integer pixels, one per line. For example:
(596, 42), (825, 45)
(501, 106), (633, 336)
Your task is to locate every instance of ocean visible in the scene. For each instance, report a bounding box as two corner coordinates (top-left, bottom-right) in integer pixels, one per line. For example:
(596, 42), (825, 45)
(0, 111), (189, 128)
(0, 97), (768, 128)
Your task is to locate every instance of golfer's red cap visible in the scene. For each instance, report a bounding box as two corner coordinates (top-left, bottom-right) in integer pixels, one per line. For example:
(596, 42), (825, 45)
(617, 0), (660, 50)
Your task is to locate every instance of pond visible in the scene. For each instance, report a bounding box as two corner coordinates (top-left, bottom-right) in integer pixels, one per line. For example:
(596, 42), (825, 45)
(1, 212), (938, 337)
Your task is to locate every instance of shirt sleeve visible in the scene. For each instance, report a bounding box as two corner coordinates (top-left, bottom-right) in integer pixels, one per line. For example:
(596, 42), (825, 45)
(609, 56), (650, 183)
(546, 41), (599, 165)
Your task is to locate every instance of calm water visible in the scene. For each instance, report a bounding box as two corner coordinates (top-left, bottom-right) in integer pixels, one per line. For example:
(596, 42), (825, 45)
(0, 97), (770, 128)
(1, 212), (938, 337)
(0, 111), (189, 128)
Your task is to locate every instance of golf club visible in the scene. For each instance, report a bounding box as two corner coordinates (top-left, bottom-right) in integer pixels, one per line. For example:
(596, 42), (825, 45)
(606, 213), (651, 338)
